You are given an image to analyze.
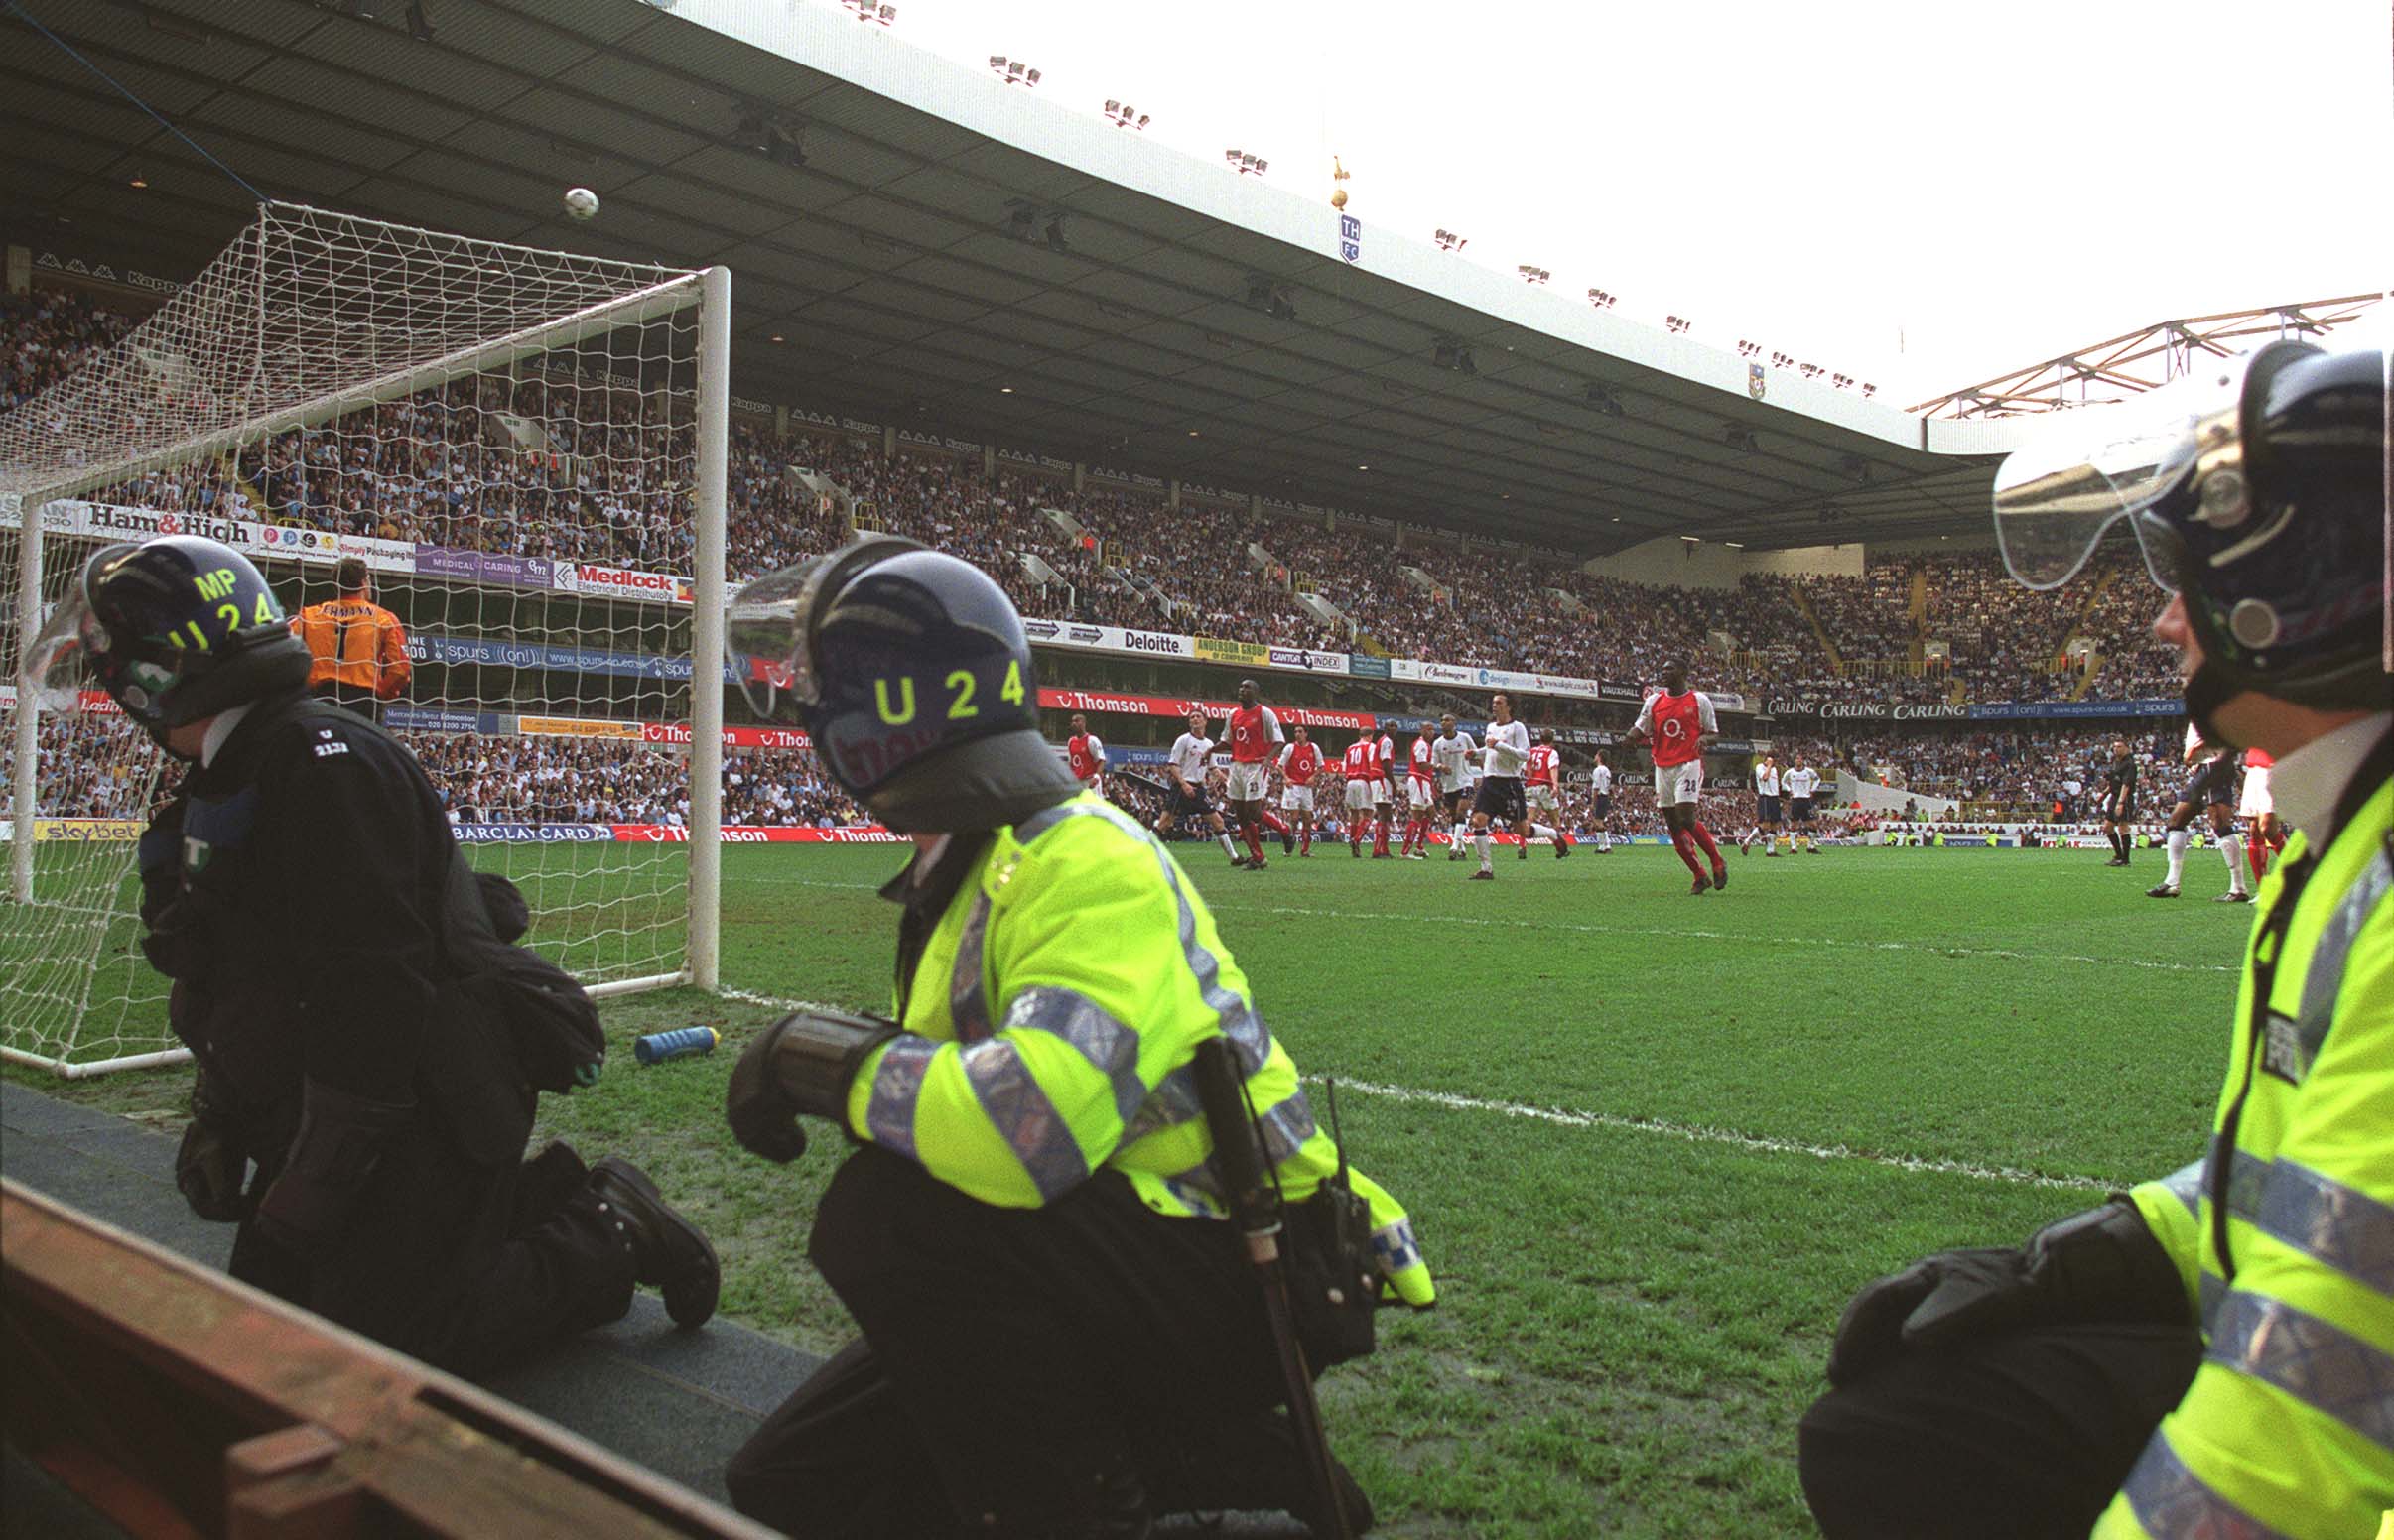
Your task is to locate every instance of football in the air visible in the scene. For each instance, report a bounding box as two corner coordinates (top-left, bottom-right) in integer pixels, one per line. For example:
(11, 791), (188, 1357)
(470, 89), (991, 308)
(563, 187), (599, 221)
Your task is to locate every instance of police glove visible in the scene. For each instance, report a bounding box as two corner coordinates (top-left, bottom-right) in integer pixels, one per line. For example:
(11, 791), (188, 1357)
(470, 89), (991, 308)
(254, 1078), (415, 1258)
(175, 1070), (251, 1222)
(725, 1008), (901, 1164)
(1825, 1199), (2187, 1388)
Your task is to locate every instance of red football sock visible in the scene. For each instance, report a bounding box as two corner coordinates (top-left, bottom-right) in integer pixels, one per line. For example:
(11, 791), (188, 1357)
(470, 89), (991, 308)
(1672, 829), (1706, 876)
(1299, 830), (1311, 854)
(2248, 834), (2268, 883)
(1689, 821), (1723, 866)
(1260, 809), (1290, 835)
(1245, 824), (1265, 862)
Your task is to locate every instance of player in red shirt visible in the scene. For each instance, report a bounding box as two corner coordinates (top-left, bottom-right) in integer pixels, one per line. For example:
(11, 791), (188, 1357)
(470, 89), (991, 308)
(1369, 725), (1396, 857)
(1629, 660), (1727, 894)
(1063, 712), (1105, 796)
(1222, 679), (1287, 870)
(1340, 731), (1382, 857)
(1522, 729), (1576, 860)
(1401, 723), (1437, 857)
(2241, 745), (2285, 882)
(1276, 725), (1323, 855)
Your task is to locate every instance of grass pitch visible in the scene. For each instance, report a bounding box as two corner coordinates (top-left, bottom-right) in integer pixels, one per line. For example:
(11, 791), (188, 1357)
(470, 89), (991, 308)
(10, 838), (2251, 1537)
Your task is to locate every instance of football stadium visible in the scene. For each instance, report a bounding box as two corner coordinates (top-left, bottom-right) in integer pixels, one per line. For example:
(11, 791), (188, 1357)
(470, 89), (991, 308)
(1, 3), (2388, 1537)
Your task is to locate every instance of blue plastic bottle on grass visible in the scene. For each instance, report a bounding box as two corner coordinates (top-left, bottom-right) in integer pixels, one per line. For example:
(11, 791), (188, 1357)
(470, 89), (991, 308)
(633, 1026), (720, 1065)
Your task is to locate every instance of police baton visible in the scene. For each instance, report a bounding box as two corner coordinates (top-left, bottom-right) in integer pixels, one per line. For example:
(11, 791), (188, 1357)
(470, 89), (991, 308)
(1190, 1036), (1355, 1540)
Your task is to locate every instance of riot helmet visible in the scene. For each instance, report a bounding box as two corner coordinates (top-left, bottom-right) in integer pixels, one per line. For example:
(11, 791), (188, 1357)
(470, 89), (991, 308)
(730, 538), (1075, 832)
(29, 536), (311, 753)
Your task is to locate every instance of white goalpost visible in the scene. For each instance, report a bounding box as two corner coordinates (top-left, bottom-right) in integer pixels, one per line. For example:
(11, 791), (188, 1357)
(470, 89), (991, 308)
(1, 202), (727, 1077)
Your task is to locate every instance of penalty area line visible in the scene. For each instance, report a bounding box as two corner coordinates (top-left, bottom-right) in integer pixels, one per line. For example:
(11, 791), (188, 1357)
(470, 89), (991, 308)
(1312, 1076), (2118, 1193)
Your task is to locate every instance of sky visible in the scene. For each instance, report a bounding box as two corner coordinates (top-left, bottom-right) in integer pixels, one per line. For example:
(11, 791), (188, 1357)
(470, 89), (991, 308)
(875, 0), (2392, 402)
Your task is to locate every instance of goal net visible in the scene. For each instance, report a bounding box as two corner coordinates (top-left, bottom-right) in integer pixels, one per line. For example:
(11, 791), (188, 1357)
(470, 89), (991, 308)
(1, 202), (727, 1077)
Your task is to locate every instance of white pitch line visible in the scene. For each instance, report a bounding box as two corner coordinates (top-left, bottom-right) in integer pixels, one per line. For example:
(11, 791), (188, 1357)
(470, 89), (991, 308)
(1314, 1076), (2118, 1192)
(708, 987), (2117, 1192)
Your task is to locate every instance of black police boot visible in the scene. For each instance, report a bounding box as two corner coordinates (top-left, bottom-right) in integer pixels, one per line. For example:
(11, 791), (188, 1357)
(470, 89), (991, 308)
(1146, 1410), (1376, 1537)
(587, 1157), (720, 1328)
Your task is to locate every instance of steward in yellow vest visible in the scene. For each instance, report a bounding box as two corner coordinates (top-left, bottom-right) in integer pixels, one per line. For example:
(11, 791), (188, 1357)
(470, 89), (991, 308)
(716, 538), (1432, 1540)
(1801, 340), (2392, 1540)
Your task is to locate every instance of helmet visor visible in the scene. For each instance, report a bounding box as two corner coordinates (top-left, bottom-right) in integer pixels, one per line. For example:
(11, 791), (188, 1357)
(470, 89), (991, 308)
(24, 589), (100, 694)
(1991, 353), (2254, 590)
(727, 554), (839, 722)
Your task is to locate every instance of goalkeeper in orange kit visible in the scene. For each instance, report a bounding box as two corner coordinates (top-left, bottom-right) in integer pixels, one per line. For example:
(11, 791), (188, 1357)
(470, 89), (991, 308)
(291, 556), (412, 721)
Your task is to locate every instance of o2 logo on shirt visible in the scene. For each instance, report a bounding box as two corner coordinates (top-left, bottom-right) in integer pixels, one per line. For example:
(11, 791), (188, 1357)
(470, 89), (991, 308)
(1661, 719), (1687, 742)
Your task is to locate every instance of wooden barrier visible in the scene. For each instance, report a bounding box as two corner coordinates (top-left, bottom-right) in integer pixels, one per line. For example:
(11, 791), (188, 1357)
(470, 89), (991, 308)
(0, 1179), (780, 1539)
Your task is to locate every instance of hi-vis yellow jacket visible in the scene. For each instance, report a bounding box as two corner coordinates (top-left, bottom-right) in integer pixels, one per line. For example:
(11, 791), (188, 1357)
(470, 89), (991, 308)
(2112, 736), (2392, 1539)
(841, 792), (1434, 1309)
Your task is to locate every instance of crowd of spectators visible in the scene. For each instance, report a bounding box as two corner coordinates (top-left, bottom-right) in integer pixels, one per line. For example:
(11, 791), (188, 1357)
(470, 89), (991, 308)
(1754, 724), (2198, 820)
(0, 713), (871, 830)
(402, 733), (868, 828)
(3, 289), (136, 414)
(7, 283), (2178, 707)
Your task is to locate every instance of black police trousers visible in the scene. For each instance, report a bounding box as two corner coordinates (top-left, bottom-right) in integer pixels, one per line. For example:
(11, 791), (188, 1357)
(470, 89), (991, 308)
(726, 1145), (1286, 1540)
(1797, 1321), (2202, 1539)
(227, 1122), (636, 1378)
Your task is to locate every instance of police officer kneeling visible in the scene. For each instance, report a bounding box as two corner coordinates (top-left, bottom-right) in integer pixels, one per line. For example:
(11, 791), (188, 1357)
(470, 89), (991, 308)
(1799, 341), (2392, 1538)
(31, 536), (721, 1375)
(718, 541), (1435, 1539)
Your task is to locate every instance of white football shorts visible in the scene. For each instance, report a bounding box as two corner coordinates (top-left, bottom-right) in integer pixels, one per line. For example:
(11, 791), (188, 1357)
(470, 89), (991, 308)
(2238, 766), (2273, 819)
(1653, 761), (1704, 805)
(1280, 784), (1314, 813)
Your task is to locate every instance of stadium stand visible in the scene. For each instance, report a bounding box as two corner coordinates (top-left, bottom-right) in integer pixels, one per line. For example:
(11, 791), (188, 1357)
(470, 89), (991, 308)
(7, 291), (2180, 706)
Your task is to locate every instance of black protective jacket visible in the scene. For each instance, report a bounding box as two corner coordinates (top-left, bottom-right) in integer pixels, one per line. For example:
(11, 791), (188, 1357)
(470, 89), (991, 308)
(139, 691), (528, 1166)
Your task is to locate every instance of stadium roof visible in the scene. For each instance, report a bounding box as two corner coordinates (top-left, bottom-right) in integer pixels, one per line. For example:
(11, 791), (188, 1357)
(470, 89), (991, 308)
(1, 0), (2028, 554)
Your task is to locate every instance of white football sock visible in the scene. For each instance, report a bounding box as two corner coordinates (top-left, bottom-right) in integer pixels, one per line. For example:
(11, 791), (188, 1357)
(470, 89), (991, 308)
(1530, 823), (1556, 841)
(1217, 833), (1237, 858)
(2219, 834), (2247, 892)
(1475, 833), (1493, 868)
(2165, 829), (2190, 886)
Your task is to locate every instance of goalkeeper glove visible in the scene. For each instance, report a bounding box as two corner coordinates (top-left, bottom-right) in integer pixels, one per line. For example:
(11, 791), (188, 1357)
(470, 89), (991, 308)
(725, 1008), (901, 1164)
(1826, 1199), (2187, 1388)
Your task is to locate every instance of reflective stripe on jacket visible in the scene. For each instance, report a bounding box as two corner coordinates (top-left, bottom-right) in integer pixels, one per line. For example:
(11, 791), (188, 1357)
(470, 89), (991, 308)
(292, 597), (412, 698)
(2108, 743), (2393, 1539)
(843, 792), (1435, 1308)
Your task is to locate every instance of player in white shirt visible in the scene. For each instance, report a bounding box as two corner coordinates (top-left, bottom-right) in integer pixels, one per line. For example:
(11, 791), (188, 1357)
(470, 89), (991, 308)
(1151, 709), (1242, 865)
(1782, 757), (1822, 853)
(1588, 750), (1615, 853)
(1743, 753), (1785, 856)
(2150, 722), (2249, 901)
(1432, 713), (1479, 860)
(1464, 694), (1540, 879)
